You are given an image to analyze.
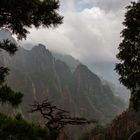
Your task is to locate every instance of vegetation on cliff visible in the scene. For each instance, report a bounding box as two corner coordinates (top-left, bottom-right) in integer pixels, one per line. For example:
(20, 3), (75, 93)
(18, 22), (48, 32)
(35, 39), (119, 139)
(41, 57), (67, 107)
(115, 0), (140, 111)
(0, 0), (63, 139)
(79, 0), (140, 139)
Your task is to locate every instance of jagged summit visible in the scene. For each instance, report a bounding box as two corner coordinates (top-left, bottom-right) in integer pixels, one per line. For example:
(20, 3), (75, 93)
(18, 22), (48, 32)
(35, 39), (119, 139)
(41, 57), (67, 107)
(75, 64), (90, 73)
(31, 43), (52, 55)
(0, 40), (126, 139)
(53, 52), (80, 72)
(0, 28), (126, 134)
(74, 64), (100, 81)
(0, 43), (125, 122)
(32, 44), (46, 50)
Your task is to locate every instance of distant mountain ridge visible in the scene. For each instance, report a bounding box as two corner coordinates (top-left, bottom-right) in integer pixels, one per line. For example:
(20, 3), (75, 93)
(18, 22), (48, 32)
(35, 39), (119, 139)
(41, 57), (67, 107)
(0, 45), (125, 121)
(0, 29), (125, 122)
(53, 53), (129, 103)
(54, 53), (80, 72)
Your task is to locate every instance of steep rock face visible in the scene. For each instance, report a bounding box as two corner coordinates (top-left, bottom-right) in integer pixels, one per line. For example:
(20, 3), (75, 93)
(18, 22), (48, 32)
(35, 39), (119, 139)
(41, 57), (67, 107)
(0, 44), (124, 122)
(73, 64), (124, 121)
(85, 108), (140, 140)
(55, 59), (76, 111)
(54, 53), (129, 103)
(0, 29), (125, 122)
(5, 45), (62, 113)
(105, 109), (140, 140)
(54, 53), (80, 72)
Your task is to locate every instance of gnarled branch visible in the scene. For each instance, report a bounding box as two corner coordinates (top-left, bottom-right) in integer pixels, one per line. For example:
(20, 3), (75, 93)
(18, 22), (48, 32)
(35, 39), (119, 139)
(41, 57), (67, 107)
(29, 99), (97, 130)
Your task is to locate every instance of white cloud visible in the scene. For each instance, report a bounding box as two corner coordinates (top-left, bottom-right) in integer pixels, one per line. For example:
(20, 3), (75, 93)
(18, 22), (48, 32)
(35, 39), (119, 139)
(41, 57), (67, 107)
(21, 0), (133, 63)
(60, 0), (134, 12)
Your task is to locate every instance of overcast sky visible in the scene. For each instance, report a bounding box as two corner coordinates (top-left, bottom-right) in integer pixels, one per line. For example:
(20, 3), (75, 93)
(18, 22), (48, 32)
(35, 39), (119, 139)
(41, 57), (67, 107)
(21, 0), (135, 63)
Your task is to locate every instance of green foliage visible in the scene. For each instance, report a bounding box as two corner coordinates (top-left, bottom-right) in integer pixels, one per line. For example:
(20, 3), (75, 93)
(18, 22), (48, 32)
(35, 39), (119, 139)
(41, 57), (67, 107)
(0, 0), (62, 107)
(0, 85), (23, 107)
(0, 66), (23, 107)
(0, 0), (63, 40)
(0, 40), (18, 55)
(0, 67), (9, 84)
(0, 113), (51, 140)
(0, 0), (62, 139)
(115, 0), (140, 110)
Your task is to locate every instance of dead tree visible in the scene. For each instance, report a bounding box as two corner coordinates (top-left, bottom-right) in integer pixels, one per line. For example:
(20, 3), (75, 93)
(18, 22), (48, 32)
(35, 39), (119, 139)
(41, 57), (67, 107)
(29, 99), (96, 130)
(129, 130), (140, 140)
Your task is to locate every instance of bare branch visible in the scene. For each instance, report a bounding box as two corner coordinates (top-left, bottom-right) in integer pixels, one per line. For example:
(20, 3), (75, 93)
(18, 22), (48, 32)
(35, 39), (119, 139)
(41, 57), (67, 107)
(29, 99), (97, 130)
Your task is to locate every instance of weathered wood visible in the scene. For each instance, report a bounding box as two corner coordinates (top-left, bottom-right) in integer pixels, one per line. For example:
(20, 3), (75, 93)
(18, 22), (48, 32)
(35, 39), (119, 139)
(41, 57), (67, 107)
(30, 99), (96, 130)
(129, 130), (140, 140)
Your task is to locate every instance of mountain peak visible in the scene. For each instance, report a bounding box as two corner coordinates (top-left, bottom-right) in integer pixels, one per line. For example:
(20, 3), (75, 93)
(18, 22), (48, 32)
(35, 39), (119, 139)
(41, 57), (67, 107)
(31, 44), (54, 60)
(31, 44), (51, 55)
(75, 64), (90, 73)
(53, 53), (80, 72)
(32, 44), (46, 50)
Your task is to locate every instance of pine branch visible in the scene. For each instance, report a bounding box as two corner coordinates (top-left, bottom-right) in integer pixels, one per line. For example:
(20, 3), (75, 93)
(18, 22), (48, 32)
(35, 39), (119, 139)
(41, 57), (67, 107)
(0, 84), (23, 107)
(0, 67), (9, 84)
(0, 39), (17, 55)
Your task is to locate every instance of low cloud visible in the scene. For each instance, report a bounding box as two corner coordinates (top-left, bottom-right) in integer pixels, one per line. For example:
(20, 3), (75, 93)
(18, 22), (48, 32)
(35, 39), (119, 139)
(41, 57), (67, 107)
(21, 0), (134, 63)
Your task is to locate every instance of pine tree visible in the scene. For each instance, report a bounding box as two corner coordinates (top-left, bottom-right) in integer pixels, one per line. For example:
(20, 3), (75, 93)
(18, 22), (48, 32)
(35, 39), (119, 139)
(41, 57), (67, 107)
(0, 0), (63, 40)
(0, 0), (63, 107)
(115, 0), (140, 110)
(0, 0), (63, 139)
